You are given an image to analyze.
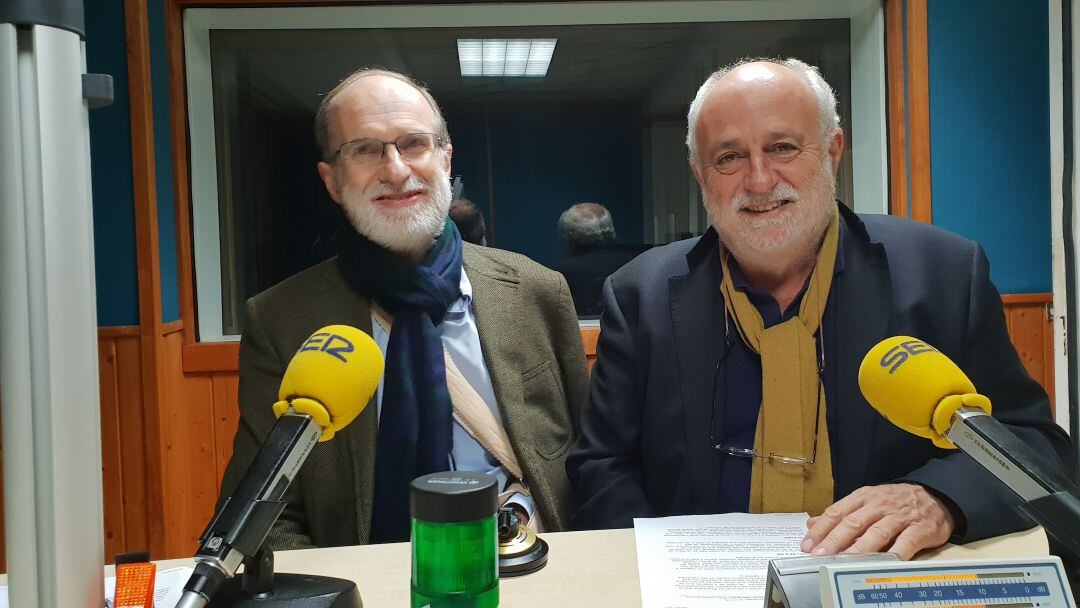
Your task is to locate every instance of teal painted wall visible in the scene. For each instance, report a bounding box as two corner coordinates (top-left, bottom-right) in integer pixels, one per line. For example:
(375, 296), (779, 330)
(86, 0), (139, 326)
(927, 0), (1052, 294)
(85, 0), (180, 326)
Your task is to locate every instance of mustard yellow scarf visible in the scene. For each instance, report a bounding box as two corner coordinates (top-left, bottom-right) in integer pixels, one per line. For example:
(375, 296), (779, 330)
(718, 211), (839, 515)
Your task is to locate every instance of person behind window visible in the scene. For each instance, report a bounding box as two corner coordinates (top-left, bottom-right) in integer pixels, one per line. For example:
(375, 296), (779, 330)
(219, 67), (588, 548)
(449, 197), (487, 246)
(566, 57), (1073, 558)
(556, 202), (636, 316)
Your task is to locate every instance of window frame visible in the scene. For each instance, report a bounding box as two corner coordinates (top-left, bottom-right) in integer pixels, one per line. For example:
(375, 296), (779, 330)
(177, 0), (889, 349)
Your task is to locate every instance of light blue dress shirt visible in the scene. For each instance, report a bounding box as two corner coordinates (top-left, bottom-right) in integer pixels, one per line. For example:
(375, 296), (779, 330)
(370, 270), (534, 518)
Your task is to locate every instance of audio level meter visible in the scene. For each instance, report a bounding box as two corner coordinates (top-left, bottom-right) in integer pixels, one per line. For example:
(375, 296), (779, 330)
(821, 556), (1074, 608)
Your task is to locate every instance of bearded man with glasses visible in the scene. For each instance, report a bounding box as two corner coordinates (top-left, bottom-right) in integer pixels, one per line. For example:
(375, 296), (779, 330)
(219, 68), (588, 548)
(567, 58), (1073, 559)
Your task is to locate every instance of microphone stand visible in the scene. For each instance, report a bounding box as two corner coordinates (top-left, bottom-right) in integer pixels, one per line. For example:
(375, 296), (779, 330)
(176, 412), (362, 608)
(947, 408), (1080, 577)
(191, 549), (361, 607)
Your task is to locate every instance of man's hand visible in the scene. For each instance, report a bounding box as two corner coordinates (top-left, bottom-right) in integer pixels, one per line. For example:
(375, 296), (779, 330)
(801, 484), (954, 560)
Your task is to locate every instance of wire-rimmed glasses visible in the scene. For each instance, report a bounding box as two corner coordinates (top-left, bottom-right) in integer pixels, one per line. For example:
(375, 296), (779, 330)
(330, 132), (445, 166)
(709, 328), (825, 466)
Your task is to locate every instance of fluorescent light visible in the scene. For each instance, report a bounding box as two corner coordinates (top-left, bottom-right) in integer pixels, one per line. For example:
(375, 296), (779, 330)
(458, 39), (482, 76)
(457, 38), (557, 77)
(482, 39), (506, 76)
(504, 39), (531, 76)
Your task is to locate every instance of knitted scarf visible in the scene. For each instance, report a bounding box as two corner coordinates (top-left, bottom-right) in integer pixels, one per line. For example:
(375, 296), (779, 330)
(337, 220), (463, 542)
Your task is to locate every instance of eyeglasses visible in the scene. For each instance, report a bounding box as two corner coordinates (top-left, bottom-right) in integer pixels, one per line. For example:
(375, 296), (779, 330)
(330, 132), (445, 166)
(709, 323), (825, 466)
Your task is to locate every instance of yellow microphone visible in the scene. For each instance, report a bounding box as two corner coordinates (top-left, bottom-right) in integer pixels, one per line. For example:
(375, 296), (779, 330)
(858, 336), (1080, 562)
(858, 336), (991, 449)
(273, 324), (384, 442)
(180, 325), (383, 608)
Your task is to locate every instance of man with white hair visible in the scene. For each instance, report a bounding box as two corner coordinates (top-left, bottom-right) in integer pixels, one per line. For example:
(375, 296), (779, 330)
(567, 58), (1072, 557)
(557, 202), (636, 316)
(221, 68), (588, 547)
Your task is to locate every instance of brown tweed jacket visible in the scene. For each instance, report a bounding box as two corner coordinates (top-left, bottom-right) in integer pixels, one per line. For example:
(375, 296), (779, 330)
(219, 243), (590, 549)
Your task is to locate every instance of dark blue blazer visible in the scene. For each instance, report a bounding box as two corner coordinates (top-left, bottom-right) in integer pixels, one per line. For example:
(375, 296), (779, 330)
(566, 204), (1074, 542)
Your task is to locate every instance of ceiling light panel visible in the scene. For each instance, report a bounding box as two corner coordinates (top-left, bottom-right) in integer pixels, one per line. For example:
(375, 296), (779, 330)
(457, 39), (482, 76)
(525, 39), (556, 76)
(458, 38), (557, 77)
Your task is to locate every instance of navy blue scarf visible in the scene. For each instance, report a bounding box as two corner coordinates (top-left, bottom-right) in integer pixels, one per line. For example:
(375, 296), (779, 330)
(337, 221), (463, 542)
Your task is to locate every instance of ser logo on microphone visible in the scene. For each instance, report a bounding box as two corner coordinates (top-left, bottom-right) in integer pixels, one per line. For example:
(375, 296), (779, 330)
(879, 339), (938, 374)
(298, 332), (355, 363)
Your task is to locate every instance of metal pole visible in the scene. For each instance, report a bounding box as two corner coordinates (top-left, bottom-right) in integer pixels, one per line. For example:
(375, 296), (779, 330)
(0, 8), (105, 607)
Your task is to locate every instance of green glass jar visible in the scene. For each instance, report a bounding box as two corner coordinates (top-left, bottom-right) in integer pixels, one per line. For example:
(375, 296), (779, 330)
(410, 472), (499, 607)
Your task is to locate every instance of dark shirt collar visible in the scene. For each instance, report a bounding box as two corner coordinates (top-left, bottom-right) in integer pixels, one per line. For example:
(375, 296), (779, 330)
(720, 215), (848, 327)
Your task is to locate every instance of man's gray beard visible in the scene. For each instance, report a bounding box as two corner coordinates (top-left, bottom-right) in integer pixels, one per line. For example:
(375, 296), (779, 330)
(706, 155), (836, 268)
(340, 169), (453, 259)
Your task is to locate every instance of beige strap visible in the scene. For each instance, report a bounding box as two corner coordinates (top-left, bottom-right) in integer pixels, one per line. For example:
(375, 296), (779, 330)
(445, 359), (545, 531)
(442, 350), (524, 480)
(370, 306), (529, 489)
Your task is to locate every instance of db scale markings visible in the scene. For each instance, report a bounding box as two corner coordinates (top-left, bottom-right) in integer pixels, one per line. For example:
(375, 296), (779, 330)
(851, 572), (1051, 607)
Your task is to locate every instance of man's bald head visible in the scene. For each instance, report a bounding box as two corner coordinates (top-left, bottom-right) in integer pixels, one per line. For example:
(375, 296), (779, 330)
(314, 68), (449, 162)
(685, 58), (840, 162)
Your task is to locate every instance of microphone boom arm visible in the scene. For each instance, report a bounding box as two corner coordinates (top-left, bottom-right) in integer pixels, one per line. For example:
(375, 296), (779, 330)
(946, 407), (1080, 561)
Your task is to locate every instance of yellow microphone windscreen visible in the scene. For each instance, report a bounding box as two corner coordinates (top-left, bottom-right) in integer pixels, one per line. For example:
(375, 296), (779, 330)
(275, 325), (384, 441)
(858, 336), (987, 449)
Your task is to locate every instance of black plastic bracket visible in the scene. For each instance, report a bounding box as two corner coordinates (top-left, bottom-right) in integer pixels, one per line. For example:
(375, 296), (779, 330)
(240, 549), (275, 598)
(82, 73), (113, 109)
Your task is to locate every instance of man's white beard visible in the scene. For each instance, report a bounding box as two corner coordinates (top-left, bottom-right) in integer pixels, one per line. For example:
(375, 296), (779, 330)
(340, 168), (453, 259)
(706, 155), (836, 270)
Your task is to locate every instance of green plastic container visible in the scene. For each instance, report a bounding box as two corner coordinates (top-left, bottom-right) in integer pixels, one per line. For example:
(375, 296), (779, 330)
(410, 472), (499, 607)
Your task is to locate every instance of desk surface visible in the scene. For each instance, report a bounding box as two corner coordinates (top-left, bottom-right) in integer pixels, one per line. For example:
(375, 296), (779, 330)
(146, 526), (1048, 607)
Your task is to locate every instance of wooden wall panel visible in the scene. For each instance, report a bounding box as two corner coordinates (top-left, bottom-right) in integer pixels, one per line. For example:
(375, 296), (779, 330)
(97, 330), (149, 563)
(156, 368), (237, 558)
(1002, 294), (1055, 416)
(211, 374), (241, 489)
(885, 0), (932, 222)
(181, 369), (219, 543)
(581, 327), (600, 371)
(157, 330), (222, 557)
(906, 0), (933, 223)
(115, 336), (150, 553)
(886, 0), (908, 217)
(99, 339), (125, 560)
(157, 330), (193, 557)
